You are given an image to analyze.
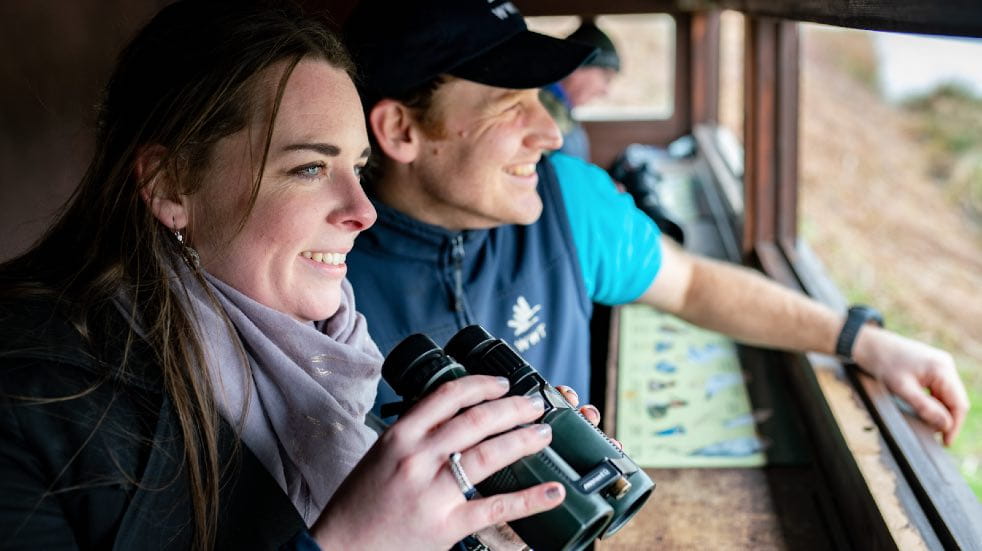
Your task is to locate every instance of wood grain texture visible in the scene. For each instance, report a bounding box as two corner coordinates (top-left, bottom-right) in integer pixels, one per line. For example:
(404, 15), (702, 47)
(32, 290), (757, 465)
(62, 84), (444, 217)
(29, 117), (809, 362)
(597, 467), (852, 550)
(515, 0), (982, 38)
(708, 0), (982, 39)
(597, 469), (786, 549)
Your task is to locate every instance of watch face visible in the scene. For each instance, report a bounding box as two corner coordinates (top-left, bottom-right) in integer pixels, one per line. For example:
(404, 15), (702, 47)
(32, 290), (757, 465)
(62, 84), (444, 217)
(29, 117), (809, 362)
(851, 305), (884, 327)
(837, 305), (884, 360)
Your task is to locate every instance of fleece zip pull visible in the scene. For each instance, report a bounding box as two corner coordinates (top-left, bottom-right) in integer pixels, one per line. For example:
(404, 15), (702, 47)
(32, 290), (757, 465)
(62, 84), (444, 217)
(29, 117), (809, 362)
(450, 234), (473, 325)
(451, 234), (465, 312)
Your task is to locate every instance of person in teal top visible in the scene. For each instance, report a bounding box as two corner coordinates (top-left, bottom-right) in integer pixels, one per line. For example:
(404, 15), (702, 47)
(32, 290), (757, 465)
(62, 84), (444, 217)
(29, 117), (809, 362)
(551, 152), (662, 303)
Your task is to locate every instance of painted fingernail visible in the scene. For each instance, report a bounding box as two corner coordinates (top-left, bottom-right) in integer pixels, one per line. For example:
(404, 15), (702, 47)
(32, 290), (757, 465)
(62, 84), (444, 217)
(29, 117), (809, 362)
(527, 394), (545, 411)
(582, 404), (600, 419)
(495, 376), (510, 388)
(545, 485), (564, 500)
(535, 423), (552, 437)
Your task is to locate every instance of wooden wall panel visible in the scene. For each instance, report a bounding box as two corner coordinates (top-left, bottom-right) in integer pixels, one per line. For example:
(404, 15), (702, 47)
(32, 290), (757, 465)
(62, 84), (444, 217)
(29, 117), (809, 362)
(0, 1), (171, 262)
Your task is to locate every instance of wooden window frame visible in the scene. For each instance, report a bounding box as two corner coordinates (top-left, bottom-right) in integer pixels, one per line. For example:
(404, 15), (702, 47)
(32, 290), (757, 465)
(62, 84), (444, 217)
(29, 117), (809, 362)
(732, 6), (982, 549)
(520, 1), (982, 546)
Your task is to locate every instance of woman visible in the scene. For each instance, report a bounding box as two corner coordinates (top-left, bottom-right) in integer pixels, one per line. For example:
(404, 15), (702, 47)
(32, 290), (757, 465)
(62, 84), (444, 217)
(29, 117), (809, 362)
(0, 2), (565, 549)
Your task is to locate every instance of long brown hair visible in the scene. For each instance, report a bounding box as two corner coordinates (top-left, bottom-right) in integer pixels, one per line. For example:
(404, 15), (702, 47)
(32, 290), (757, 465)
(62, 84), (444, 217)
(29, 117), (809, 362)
(0, 1), (353, 547)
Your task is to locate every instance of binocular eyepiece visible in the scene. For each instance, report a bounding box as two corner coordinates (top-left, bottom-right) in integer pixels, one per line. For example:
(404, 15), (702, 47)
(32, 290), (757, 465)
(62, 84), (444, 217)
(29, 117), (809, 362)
(382, 325), (654, 551)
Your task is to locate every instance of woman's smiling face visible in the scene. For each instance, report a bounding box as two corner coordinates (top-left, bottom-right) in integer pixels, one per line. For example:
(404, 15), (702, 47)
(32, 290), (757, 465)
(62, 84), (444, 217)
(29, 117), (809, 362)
(187, 59), (375, 322)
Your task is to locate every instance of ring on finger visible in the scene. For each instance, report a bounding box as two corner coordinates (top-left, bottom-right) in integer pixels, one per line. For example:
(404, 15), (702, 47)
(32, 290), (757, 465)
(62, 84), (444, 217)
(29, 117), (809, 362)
(448, 451), (478, 500)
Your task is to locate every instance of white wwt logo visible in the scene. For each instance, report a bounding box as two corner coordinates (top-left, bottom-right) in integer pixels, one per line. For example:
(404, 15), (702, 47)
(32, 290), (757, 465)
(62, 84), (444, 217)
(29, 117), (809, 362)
(507, 296), (547, 352)
(487, 1), (518, 20)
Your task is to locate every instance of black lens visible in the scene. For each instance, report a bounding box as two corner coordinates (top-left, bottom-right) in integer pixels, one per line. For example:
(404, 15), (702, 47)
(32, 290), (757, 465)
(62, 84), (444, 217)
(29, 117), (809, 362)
(382, 333), (453, 398)
(446, 325), (534, 382)
(443, 325), (494, 363)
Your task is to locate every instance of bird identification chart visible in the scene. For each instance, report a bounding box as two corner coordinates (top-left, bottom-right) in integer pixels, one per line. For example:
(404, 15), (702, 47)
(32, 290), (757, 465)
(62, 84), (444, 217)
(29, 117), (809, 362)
(615, 304), (767, 468)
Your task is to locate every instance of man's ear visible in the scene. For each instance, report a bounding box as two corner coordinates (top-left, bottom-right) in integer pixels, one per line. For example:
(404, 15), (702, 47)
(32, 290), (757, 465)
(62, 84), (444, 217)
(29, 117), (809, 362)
(368, 99), (421, 164)
(135, 145), (189, 230)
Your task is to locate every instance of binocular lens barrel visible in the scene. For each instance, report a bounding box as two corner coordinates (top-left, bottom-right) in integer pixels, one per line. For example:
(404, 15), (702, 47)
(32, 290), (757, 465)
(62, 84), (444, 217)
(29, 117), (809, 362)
(382, 333), (467, 399)
(445, 325), (537, 382)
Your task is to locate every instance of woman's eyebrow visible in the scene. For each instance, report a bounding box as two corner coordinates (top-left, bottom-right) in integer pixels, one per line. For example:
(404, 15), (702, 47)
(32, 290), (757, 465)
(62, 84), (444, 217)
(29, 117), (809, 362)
(281, 144), (371, 159)
(282, 143), (341, 156)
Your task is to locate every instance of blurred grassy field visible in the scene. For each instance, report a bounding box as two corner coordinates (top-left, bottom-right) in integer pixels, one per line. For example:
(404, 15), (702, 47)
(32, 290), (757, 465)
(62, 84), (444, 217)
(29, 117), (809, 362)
(903, 87), (982, 497)
(904, 84), (982, 229)
(798, 26), (982, 500)
(952, 377), (982, 496)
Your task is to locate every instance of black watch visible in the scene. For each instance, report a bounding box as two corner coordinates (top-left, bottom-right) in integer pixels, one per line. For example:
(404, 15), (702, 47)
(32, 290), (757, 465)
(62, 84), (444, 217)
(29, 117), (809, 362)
(835, 305), (884, 362)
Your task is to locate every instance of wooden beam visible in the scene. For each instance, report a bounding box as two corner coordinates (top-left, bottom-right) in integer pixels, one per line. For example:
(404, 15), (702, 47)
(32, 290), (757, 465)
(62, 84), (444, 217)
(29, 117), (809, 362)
(690, 11), (721, 125)
(852, 369), (982, 550)
(742, 17), (798, 259)
(742, 17), (776, 256)
(517, 0), (982, 38)
(583, 119), (687, 167)
(516, 0), (680, 17)
(696, 0), (982, 39)
(673, 13), (693, 142)
(776, 21), (799, 251)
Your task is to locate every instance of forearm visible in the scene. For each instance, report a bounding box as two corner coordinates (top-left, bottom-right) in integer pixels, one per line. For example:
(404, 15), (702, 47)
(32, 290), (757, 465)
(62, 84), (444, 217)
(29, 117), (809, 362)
(637, 238), (969, 444)
(643, 245), (843, 355)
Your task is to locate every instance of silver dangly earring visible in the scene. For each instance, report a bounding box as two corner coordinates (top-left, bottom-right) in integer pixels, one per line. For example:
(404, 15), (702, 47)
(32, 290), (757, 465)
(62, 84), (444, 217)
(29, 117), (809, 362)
(173, 225), (200, 268)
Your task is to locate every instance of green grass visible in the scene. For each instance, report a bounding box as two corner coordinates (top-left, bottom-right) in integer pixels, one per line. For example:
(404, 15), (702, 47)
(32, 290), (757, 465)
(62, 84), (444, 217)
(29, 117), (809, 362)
(950, 366), (982, 498)
(903, 83), (982, 221)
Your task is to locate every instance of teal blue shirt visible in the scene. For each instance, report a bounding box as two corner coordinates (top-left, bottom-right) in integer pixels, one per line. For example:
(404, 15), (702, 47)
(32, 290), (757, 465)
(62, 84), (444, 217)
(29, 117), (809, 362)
(550, 152), (663, 304)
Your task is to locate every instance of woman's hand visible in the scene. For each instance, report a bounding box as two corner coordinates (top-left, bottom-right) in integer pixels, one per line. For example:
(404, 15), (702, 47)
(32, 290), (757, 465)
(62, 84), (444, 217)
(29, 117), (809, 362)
(311, 375), (565, 550)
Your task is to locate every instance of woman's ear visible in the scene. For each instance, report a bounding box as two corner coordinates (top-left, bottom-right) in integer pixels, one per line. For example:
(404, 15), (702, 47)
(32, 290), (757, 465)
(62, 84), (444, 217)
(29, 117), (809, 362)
(368, 99), (421, 165)
(135, 145), (189, 230)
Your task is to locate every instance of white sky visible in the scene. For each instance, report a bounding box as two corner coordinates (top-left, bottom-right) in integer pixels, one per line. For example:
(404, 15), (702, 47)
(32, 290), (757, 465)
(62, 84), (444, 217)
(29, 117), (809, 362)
(875, 32), (982, 102)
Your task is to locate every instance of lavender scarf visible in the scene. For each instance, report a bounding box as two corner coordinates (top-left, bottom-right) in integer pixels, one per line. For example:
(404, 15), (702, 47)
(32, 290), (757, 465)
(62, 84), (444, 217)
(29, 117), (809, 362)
(172, 268), (382, 525)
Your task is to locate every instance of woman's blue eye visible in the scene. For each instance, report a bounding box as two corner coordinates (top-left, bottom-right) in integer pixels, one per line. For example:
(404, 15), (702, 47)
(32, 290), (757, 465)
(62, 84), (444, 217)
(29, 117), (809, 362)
(294, 163), (324, 178)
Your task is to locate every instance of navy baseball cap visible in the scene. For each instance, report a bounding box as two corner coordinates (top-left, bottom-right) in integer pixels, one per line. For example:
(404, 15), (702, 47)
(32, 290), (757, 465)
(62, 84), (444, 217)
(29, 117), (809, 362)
(343, 0), (596, 104)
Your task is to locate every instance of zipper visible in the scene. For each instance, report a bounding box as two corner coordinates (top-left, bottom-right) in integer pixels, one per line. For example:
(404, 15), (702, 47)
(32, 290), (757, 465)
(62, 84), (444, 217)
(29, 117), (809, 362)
(450, 234), (472, 324)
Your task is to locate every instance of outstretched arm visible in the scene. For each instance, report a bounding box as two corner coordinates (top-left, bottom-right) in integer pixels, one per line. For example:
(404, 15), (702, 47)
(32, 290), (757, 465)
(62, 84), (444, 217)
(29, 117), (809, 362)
(638, 235), (969, 445)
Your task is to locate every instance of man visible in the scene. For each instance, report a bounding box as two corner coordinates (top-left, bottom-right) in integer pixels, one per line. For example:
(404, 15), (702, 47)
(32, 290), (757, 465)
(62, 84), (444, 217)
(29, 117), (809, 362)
(540, 20), (621, 161)
(343, 0), (968, 445)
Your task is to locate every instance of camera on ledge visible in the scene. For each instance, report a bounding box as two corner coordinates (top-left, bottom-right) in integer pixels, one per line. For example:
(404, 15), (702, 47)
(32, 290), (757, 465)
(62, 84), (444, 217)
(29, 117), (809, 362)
(608, 143), (686, 245)
(382, 325), (654, 551)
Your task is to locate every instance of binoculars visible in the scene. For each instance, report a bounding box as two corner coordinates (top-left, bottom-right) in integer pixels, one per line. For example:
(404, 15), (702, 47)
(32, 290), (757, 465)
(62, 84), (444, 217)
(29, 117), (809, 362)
(382, 325), (654, 551)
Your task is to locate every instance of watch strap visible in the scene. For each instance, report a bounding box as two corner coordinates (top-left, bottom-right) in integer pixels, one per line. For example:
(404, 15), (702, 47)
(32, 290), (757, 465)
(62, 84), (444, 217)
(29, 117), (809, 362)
(835, 305), (884, 361)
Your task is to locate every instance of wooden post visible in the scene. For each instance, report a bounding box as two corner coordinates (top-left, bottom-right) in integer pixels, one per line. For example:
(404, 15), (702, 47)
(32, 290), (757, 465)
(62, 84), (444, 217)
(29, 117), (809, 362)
(742, 17), (799, 261)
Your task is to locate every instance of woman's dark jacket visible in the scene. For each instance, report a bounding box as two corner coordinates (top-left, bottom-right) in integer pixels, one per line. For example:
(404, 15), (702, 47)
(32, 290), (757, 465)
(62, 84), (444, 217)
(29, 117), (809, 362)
(0, 298), (306, 550)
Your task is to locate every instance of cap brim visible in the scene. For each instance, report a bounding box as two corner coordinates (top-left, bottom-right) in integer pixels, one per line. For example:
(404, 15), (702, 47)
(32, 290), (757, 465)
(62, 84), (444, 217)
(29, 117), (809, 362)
(448, 30), (596, 90)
